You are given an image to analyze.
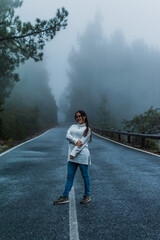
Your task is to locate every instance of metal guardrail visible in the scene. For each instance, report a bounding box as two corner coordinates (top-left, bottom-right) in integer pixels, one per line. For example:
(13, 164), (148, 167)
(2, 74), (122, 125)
(91, 126), (160, 150)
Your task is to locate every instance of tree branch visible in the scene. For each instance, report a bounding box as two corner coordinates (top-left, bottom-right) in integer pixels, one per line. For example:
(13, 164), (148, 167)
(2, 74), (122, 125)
(0, 25), (58, 42)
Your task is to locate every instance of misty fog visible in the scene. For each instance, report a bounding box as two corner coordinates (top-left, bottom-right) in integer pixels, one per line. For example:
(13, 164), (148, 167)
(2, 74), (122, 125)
(59, 17), (160, 128)
(3, 16), (160, 130)
(2, 0), (160, 133)
(0, 60), (57, 139)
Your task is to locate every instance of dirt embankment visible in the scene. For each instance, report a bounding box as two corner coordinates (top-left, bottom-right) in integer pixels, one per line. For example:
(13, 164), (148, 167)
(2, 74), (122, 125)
(0, 139), (19, 153)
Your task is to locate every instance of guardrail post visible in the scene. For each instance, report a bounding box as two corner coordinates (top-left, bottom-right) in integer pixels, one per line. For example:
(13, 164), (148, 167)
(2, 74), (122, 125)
(141, 137), (145, 148)
(118, 133), (121, 142)
(128, 135), (130, 144)
(111, 132), (113, 139)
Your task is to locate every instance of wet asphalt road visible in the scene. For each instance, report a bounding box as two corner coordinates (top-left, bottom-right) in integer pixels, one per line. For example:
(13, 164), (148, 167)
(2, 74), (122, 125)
(0, 126), (160, 240)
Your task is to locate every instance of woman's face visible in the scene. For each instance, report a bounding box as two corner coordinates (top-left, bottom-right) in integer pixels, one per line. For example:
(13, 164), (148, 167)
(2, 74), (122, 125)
(75, 112), (86, 124)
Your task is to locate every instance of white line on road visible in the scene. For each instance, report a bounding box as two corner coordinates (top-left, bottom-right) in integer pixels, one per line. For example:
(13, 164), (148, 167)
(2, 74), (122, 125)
(93, 132), (160, 158)
(69, 186), (79, 240)
(0, 129), (51, 157)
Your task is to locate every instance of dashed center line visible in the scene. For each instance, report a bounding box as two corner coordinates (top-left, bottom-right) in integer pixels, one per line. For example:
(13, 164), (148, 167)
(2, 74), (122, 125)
(69, 186), (79, 240)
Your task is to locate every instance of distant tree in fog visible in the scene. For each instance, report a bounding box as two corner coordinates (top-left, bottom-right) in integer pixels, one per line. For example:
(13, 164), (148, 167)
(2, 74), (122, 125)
(123, 106), (160, 134)
(97, 95), (111, 128)
(64, 18), (108, 123)
(0, 0), (68, 110)
(0, 60), (57, 140)
(61, 17), (160, 127)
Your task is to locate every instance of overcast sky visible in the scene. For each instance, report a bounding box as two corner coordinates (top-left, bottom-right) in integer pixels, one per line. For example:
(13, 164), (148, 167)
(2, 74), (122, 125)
(16, 0), (160, 103)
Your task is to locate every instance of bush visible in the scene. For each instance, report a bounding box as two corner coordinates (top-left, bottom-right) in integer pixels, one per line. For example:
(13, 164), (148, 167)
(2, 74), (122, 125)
(145, 139), (159, 151)
(0, 105), (40, 140)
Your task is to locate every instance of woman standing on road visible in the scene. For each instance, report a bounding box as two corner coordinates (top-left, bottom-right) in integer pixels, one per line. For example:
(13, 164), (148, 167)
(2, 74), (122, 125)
(54, 110), (92, 205)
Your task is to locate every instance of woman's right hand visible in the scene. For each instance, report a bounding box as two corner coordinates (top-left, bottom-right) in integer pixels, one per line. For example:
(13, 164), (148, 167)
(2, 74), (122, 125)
(76, 140), (82, 147)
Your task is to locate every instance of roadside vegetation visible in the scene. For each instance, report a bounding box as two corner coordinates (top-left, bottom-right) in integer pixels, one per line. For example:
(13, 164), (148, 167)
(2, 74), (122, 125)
(123, 106), (160, 134)
(123, 107), (160, 152)
(0, 0), (68, 152)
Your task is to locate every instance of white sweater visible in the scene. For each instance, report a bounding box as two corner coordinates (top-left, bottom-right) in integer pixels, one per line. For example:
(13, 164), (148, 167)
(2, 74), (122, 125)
(66, 123), (91, 165)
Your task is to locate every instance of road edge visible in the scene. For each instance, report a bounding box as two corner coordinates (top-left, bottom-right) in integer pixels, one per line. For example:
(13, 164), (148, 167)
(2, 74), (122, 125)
(0, 128), (53, 157)
(93, 132), (160, 158)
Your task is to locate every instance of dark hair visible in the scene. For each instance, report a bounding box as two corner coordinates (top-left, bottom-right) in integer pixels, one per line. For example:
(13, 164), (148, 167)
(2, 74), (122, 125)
(75, 110), (92, 141)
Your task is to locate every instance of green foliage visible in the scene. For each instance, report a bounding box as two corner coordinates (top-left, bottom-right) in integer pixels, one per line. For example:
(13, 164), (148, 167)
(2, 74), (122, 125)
(0, 60), (57, 140)
(123, 106), (160, 133)
(0, 0), (68, 109)
(145, 139), (159, 151)
(1, 105), (40, 140)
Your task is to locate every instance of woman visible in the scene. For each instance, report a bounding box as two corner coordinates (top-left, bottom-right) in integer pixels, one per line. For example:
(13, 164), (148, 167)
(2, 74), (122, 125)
(54, 110), (92, 205)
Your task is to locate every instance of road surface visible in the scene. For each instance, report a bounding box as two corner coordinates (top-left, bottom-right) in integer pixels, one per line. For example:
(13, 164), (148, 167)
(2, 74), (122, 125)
(0, 126), (160, 240)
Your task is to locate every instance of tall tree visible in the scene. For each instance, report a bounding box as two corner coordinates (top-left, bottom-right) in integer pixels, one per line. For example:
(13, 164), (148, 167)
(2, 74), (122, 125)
(97, 95), (111, 128)
(64, 18), (107, 122)
(0, 60), (58, 140)
(123, 106), (160, 133)
(61, 17), (160, 127)
(0, 0), (68, 108)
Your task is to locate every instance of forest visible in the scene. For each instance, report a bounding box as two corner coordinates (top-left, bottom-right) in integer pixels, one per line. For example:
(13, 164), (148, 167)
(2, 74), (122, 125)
(60, 18), (160, 132)
(0, 0), (68, 148)
(1, 1), (160, 153)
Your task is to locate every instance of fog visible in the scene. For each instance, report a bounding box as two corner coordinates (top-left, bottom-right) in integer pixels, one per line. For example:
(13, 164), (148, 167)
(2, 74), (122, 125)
(59, 18), (160, 127)
(10, 61), (57, 119)
(15, 0), (160, 125)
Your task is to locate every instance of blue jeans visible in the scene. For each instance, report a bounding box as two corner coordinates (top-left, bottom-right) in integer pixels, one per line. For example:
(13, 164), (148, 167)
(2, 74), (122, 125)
(62, 161), (90, 197)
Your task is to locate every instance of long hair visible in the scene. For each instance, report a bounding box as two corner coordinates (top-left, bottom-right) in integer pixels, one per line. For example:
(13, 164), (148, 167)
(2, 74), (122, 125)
(75, 110), (92, 141)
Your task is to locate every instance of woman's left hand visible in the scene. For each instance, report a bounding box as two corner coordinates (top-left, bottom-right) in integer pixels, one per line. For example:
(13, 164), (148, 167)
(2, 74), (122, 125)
(76, 140), (82, 147)
(70, 155), (74, 159)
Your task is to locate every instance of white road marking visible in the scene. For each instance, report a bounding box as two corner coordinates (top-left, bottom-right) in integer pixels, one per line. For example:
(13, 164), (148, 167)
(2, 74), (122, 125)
(0, 129), (51, 157)
(93, 132), (160, 158)
(69, 186), (79, 240)
(0, 127), (80, 239)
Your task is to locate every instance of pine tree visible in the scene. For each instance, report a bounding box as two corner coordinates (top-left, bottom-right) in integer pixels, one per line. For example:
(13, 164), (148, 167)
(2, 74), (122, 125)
(0, 0), (68, 109)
